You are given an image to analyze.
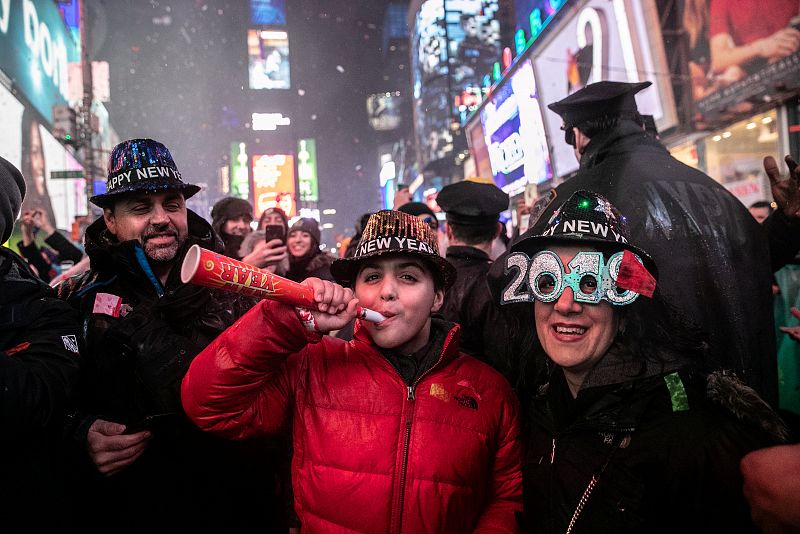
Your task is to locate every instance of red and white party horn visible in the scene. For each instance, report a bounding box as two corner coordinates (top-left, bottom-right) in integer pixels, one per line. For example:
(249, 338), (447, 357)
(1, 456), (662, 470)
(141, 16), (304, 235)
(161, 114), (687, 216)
(181, 245), (385, 322)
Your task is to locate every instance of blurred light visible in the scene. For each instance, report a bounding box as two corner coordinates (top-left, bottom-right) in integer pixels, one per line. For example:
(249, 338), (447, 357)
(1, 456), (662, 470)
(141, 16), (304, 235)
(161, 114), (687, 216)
(712, 135), (722, 142)
(252, 113), (291, 131)
(322, 208), (337, 215)
(322, 223), (334, 229)
(260, 30), (288, 40)
(722, 131), (732, 138)
(746, 122), (757, 130)
(761, 116), (773, 124)
(408, 174), (424, 195)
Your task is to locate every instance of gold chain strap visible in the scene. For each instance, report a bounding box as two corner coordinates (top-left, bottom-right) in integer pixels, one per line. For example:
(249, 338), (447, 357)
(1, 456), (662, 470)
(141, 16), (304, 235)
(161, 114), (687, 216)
(566, 475), (598, 534)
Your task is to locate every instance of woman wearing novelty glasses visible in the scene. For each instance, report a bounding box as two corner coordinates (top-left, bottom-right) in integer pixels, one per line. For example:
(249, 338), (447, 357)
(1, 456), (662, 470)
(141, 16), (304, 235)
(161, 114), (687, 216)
(502, 191), (787, 533)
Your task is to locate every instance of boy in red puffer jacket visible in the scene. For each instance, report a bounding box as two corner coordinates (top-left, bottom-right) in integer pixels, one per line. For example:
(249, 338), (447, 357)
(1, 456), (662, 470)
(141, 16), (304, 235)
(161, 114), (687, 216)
(182, 210), (522, 533)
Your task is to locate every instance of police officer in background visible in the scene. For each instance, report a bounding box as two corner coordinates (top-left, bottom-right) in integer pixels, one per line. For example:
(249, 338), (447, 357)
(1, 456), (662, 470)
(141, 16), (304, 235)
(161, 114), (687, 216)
(524, 80), (800, 406)
(436, 178), (511, 370)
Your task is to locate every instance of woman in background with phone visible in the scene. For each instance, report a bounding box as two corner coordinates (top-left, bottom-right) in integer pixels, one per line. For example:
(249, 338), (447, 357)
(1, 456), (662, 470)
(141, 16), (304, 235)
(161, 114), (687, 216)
(239, 206), (290, 274)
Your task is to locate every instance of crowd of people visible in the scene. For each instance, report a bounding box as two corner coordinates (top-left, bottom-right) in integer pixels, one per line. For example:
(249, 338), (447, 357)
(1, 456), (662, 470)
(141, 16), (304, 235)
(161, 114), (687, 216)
(2, 80), (800, 532)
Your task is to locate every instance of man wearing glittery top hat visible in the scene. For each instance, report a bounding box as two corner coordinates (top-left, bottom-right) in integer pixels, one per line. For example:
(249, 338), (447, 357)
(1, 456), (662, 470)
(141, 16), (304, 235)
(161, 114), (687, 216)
(182, 209), (523, 533)
(56, 139), (289, 530)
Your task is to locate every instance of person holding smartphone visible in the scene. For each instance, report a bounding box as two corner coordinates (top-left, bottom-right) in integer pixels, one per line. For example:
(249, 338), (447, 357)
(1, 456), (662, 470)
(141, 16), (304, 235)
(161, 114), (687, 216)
(17, 208), (84, 283)
(239, 206), (290, 274)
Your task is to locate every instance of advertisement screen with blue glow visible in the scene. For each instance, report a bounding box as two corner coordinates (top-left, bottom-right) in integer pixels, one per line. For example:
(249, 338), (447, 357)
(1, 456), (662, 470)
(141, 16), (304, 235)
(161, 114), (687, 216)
(479, 59), (551, 195)
(0, 0), (80, 123)
(250, 0), (286, 26)
(514, 0), (566, 44)
(248, 29), (290, 90)
(412, 0), (500, 168)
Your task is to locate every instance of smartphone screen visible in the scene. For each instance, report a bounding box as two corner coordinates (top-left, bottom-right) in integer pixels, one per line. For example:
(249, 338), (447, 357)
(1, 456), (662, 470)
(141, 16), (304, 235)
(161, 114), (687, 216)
(264, 224), (286, 244)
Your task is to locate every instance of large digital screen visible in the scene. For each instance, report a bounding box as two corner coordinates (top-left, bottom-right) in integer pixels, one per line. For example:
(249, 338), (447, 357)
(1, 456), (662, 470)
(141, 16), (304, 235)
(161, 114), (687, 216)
(479, 59), (552, 195)
(514, 0), (567, 45)
(0, 83), (86, 233)
(412, 0), (501, 169)
(252, 154), (296, 218)
(367, 92), (404, 132)
(250, 0), (286, 26)
(248, 29), (290, 90)
(1, 0), (79, 123)
(686, 0), (800, 121)
(534, 0), (676, 177)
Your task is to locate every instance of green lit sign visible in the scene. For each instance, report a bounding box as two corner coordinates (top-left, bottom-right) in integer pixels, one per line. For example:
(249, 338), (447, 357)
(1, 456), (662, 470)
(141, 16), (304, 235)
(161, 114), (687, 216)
(0, 0), (80, 123)
(297, 138), (318, 202)
(50, 170), (83, 179)
(230, 142), (250, 200)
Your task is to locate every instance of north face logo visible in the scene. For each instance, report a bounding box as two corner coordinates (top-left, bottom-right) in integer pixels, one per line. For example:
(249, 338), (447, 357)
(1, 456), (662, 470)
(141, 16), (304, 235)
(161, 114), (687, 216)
(454, 395), (478, 410)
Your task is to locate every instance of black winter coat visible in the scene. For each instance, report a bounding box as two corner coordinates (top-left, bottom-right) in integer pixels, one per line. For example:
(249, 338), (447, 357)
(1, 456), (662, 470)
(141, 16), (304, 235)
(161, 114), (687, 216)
(440, 246), (519, 377)
(0, 247), (80, 529)
(57, 211), (289, 533)
(521, 364), (785, 534)
(526, 121), (795, 406)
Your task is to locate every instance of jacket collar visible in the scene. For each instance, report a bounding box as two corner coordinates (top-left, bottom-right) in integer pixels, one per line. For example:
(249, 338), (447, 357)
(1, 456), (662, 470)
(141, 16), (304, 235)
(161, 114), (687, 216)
(83, 210), (221, 294)
(353, 315), (463, 371)
(579, 120), (668, 169)
(446, 245), (491, 263)
(532, 347), (688, 434)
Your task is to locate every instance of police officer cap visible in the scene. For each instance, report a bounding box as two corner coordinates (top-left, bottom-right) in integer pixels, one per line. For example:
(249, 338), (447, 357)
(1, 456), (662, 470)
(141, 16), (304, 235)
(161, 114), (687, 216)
(436, 178), (509, 226)
(548, 80), (651, 127)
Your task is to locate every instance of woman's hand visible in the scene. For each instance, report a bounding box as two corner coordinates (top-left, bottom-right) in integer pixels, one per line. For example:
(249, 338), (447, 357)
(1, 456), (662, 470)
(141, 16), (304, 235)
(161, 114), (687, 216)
(301, 277), (358, 333)
(242, 239), (288, 268)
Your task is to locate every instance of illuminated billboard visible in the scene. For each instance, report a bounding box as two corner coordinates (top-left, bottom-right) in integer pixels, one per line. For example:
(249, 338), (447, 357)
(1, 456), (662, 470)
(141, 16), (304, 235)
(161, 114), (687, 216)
(0, 0), (80, 123)
(412, 0), (500, 168)
(514, 0), (567, 48)
(0, 83), (86, 231)
(297, 139), (318, 202)
(248, 29), (291, 90)
(230, 142), (250, 200)
(686, 0), (800, 121)
(534, 0), (677, 177)
(250, 0), (286, 26)
(367, 92), (404, 131)
(252, 154), (296, 218)
(479, 59), (551, 195)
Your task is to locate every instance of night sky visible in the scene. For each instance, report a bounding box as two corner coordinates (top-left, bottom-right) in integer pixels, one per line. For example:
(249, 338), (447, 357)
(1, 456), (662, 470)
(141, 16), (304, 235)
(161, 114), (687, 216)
(93, 0), (394, 244)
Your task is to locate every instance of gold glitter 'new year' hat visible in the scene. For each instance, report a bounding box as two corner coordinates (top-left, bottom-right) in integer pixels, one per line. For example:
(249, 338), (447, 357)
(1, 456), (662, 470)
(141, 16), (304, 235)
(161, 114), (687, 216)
(331, 210), (456, 289)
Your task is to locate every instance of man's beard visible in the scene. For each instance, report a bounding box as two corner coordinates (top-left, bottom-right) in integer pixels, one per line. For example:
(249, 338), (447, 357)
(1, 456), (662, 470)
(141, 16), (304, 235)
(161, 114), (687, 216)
(142, 224), (186, 263)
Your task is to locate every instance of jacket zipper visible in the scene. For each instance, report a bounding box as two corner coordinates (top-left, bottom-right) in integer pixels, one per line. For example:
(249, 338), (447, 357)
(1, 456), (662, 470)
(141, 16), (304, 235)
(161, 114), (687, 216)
(392, 328), (457, 533)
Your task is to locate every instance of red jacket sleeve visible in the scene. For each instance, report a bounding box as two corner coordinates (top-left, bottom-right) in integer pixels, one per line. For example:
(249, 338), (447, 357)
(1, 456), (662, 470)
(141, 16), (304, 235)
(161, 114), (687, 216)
(474, 380), (524, 533)
(181, 300), (321, 440)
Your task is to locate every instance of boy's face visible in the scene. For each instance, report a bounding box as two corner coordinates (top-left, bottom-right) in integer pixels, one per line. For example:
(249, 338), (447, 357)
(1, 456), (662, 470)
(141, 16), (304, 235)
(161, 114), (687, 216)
(355, 254), (444, 355)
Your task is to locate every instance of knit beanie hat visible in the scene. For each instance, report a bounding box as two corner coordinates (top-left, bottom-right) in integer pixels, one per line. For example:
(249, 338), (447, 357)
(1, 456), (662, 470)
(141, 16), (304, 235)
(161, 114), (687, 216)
(211, 197), (253, 235)
(259, 206), (289, 229)
(289, 217), (321, 247)
(0, 156), (26, 244)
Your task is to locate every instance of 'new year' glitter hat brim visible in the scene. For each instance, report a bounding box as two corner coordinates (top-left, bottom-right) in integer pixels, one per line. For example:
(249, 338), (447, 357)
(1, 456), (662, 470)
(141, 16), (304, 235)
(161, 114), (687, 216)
(331, 210), (457, 290)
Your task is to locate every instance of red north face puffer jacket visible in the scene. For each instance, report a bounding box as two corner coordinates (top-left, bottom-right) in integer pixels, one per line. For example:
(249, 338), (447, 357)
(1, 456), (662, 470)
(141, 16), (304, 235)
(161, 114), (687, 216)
(182, 300), (522, 533)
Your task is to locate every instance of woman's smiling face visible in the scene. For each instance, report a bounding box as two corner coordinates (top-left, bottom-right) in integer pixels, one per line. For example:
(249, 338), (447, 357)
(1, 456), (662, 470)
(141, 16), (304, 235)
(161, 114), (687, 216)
(534, 245), (619, 394)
